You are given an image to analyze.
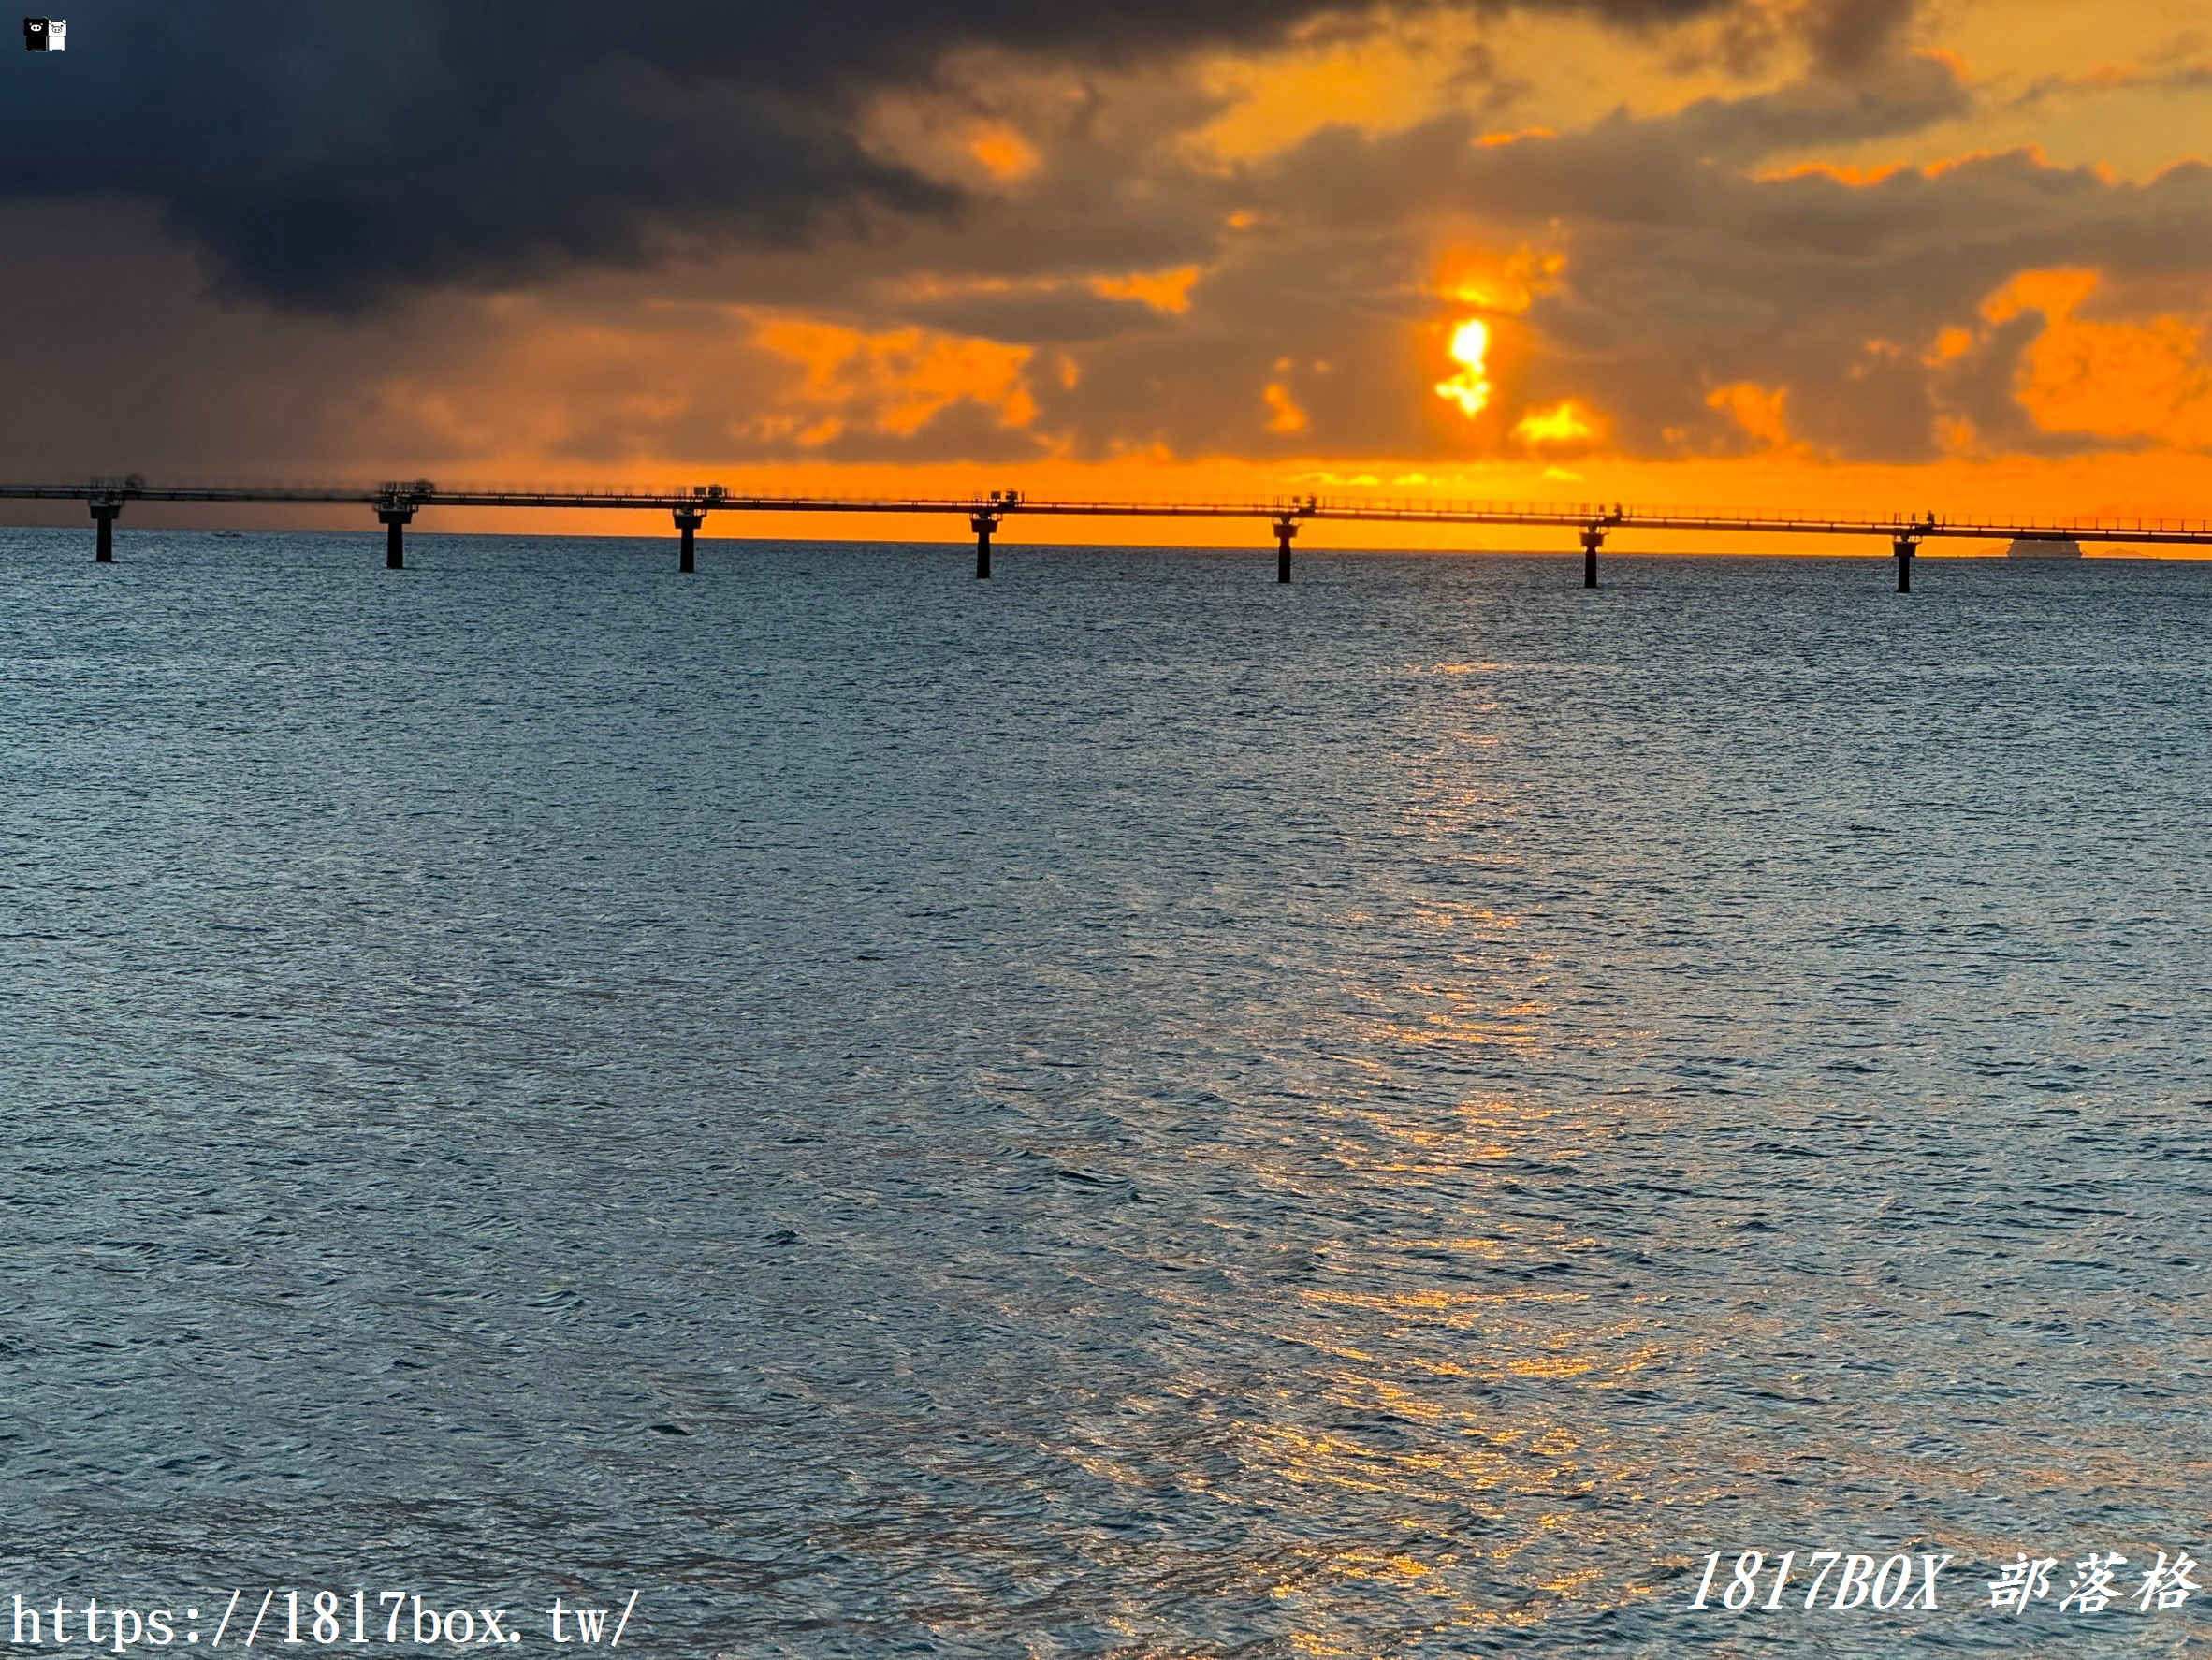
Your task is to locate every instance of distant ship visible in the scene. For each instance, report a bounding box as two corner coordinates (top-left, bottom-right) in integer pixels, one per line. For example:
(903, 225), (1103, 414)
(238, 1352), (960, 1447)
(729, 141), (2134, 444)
(2006, 536), (2084, 559)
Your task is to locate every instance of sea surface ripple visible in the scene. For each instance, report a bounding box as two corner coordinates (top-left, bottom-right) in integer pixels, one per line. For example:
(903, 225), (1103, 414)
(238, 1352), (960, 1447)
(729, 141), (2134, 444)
(2, 531), (2207, 1656)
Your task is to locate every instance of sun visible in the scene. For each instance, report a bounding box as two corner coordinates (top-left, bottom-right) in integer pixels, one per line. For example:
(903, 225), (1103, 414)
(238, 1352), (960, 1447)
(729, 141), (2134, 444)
(1434, 319), (1492, 419)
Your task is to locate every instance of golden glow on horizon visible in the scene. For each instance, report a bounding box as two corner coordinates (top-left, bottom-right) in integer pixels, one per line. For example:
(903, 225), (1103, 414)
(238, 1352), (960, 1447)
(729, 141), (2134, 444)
(1434, 321), (1493, 420)
(100, 445), (2212, 557)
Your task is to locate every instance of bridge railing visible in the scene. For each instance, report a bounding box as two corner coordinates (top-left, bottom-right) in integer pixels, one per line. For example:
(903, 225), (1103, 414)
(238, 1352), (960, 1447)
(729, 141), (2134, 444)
(13, 477), (2212, 539)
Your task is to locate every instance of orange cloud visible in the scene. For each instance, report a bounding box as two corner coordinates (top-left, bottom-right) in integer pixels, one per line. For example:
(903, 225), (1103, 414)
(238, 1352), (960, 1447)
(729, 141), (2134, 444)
(1433, 246), (1565, 314)
(1187, 22), (1476, 164)
(1934, 415), (1980, 455)
(1088, 266), (1203, 314)
(1707, 382), (1795, 451)
(1925, 325), (1976, 366)
(1512, 400), (1602, 450)
(1476, 126), (1556, 148)
(1755, 161), (1908, 186)
(1263, 381), (1309, 433)
(1981, 267), (2102, 328)
(967, 124), (1041, 182)
(750, 315), (1037, 437)
(1983, 269), (2212, 448)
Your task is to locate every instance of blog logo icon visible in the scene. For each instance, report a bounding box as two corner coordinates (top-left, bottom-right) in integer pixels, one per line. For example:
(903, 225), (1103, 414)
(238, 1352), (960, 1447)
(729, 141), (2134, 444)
(23, 16), (65, 50)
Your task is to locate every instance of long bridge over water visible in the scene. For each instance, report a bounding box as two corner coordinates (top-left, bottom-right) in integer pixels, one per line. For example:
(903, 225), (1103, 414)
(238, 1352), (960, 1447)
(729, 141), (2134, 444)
(8, 476), (2209, 591)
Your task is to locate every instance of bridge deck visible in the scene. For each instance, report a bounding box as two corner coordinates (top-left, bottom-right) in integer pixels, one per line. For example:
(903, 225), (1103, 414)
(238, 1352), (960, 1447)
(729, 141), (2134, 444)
(5, 480), (2205, 546)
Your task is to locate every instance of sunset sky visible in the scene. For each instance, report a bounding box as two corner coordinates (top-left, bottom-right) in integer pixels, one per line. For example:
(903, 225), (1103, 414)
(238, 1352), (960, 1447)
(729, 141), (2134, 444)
(8, 0), (2212, 547)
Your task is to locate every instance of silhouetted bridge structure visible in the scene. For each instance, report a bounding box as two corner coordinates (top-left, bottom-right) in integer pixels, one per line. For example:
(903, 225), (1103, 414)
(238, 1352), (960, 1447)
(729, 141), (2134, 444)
(9, 477), (2207, 592)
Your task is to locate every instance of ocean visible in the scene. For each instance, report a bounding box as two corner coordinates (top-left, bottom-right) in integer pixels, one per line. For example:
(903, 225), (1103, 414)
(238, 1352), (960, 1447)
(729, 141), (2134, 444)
(3, 529), (2207, 1656)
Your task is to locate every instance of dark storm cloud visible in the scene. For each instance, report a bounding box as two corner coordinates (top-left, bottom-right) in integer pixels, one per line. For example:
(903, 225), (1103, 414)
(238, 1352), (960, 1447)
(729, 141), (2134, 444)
(1664, 0), (1927, 80)
(2, 0), (1749, 309)
(1797, 0), (1919, 75)
(1668, 49), (1970, 160)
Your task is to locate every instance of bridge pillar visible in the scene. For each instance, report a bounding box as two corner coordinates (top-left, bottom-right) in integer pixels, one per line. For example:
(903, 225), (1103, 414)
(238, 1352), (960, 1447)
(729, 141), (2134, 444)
(378, 507), (415, 570)
(1273, 517), (1299, 583)
(675, 508), (706, 574)
(90, 499), (121, 562)
(1581, 525), (1605, 589)
(971, 512), (998, 579)
(1894, 535), (1916, 593)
